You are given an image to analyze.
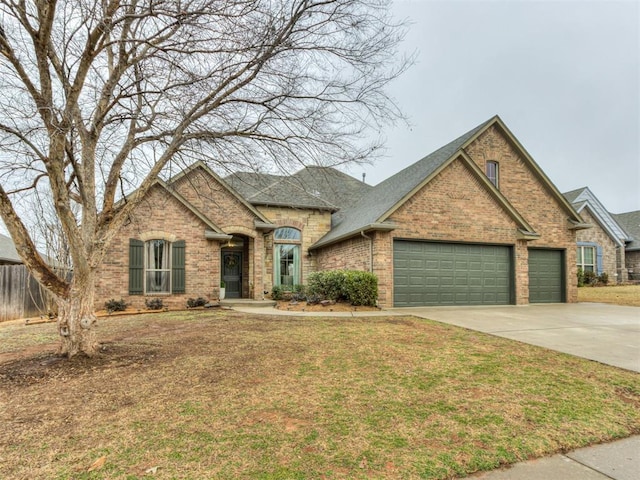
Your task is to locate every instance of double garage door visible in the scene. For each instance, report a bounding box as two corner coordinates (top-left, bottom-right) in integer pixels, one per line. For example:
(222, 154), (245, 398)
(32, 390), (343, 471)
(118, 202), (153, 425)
(393, 241), (565, 307)
(394, 241), (513, 307)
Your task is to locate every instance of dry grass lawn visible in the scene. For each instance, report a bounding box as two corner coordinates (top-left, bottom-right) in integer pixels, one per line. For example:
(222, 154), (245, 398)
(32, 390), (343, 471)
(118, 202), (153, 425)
(1, 310), (639, 480)
(578, 284), (640, 307)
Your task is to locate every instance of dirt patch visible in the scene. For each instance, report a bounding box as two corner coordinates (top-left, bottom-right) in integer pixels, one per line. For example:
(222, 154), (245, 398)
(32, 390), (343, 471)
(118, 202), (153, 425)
(275, 300), (380, 312)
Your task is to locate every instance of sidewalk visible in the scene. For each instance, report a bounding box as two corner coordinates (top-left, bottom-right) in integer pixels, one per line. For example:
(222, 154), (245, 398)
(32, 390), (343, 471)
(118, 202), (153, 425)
(230, 304), (640, 480)
(468, 435), (639, 480)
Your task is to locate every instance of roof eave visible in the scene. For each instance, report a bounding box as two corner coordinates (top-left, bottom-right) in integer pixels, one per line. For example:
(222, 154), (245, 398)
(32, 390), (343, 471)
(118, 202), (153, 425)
(309, 223), (396, 251)
(204, 231), (233, 241)
(568, 220), (593, 231)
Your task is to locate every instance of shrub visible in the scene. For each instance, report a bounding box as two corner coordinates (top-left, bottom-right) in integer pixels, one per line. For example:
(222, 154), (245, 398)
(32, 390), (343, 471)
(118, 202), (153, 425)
(186, 297), (207, 308)
(343, 271), (378, 306)
(598, 272), (609, 285)
(271, 285), (284, 301)
(145, 298), (164, 310)
(577, 267), (585, 287)
(104, 298), (128, 313)
(307, 270), (347, 302)
(583, 270), (597, 286)
(307, 270), (378, 306)
(291, 285), (306, 302)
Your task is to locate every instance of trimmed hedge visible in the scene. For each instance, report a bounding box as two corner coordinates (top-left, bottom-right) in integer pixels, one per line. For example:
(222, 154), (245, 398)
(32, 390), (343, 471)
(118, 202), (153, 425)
(307, 270), (378, 306)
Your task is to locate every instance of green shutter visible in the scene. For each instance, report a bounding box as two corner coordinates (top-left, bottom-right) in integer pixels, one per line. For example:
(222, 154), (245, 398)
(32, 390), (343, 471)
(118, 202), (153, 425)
(172, 240), (186, 294)
(129, 239), (144, 295)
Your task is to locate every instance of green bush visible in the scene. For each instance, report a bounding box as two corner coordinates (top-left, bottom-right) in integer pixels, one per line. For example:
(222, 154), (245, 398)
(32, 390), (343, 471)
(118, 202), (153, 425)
(343, 271), (378, 306)
(104, 298), (128, 313)
(598, 272), (609, 285)
(271, 285), (284, 301)
(583, 270), (597, 286)
(577, 267), (585, 287)
(307, 270), (378, 306)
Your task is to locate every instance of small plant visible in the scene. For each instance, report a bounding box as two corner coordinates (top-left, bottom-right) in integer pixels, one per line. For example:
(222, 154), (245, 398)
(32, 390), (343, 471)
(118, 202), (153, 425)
(220, 281), (226, 288)
(145, 298), (164, 310)
(583, 270), (597, 286)
(291, 284), (306, 302)
(186, 297), (208, 308)
(271, 285), (284, 300)
(104, 298), (128, 313)
(577, 267), (585, 287)
(598, 272), (609, 285)
(305, 293), (324, 305)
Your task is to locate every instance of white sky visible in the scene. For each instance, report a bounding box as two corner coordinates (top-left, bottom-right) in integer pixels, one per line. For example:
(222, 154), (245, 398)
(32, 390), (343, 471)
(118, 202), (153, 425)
(358, 0), (640, 213)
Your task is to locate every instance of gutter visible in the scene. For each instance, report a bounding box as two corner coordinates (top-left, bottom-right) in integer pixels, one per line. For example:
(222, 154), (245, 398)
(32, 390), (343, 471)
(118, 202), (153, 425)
(361, 231), (373, 273)
(309, 222), (396, 251)
(205, 230), (233, 241)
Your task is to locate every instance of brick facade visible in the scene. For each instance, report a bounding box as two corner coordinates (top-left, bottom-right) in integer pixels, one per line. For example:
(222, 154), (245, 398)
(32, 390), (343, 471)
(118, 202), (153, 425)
(96, 184), (224, 310)
(575, 207), (621, 282)
(315, 126), (578, 307)
(95, 120), (580, 310)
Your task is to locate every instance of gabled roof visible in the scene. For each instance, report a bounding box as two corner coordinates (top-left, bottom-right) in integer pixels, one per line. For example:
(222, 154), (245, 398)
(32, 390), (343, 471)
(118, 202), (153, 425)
(612, 210), (640, 251)
(168, 161), (272, 224)
(311, 115), (579, 250)
(0, 233), (22, 264)
(225, 166), (371, 211)
(562, 187), (630, 247)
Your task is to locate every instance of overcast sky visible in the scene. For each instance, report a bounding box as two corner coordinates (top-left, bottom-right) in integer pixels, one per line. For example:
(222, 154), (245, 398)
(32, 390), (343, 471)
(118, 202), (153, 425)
(357, 0), (639, 213)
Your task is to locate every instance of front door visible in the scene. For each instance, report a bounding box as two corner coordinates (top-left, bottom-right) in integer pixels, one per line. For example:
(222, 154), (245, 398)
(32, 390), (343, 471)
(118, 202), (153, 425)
(222, 251), (242, 298)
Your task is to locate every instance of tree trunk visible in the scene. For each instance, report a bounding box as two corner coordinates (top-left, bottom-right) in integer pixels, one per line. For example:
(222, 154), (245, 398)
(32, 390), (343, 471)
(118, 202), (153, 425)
(56, 273), (98, 358)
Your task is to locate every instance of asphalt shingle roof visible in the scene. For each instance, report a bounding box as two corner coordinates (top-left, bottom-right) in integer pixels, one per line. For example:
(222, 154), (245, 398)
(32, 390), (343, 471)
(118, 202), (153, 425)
(312, 118), (493, 248)
(612, 210), (640, 251)
(225, 166), (371, 211)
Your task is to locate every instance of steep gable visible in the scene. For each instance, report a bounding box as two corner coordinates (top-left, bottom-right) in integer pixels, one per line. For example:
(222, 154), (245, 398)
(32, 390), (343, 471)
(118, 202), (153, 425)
(169, 162), (272, 230)
(562, 187), (630, 246)
(613, 210), (640, 251)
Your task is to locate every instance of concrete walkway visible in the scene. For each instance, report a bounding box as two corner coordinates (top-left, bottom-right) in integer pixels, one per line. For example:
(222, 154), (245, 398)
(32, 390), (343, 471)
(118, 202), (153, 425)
(230, 302), (640, 479)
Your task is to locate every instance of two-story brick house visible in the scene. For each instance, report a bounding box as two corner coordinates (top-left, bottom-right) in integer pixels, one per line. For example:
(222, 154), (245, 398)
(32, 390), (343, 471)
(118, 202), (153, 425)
(95, 115), (588, 309)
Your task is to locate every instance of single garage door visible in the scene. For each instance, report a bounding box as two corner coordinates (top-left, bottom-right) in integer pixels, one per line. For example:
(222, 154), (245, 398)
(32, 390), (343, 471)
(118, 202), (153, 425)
(528, 249), (564, 303)
(394, 241), (513, 307)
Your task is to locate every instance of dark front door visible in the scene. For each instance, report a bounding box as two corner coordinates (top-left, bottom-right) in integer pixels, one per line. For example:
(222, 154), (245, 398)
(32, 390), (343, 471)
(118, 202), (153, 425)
(222, 251), (242, 298)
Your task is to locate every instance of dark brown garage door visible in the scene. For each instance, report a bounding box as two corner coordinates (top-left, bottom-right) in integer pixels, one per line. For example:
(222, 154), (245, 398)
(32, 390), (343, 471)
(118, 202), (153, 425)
(393, 241), (513, 307)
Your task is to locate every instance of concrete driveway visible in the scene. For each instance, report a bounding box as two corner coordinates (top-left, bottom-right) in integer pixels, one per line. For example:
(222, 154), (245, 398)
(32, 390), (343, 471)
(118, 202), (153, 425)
(392, 303), (640, 372)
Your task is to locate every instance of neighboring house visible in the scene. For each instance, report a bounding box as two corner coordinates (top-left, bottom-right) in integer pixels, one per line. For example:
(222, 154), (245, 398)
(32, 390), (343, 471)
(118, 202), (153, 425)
(95, 115), (588, 309)
(612, 211), (640, 281)
(0, 233), (23, 265)
(562, 187), (631, 282)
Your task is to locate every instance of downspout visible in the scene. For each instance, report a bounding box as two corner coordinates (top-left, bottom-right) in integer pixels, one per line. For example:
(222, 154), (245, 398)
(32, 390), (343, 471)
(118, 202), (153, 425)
(361, 231), (373, 273)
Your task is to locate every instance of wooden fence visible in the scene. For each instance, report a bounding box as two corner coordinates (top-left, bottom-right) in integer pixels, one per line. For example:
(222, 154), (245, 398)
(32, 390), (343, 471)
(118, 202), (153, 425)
(0, 265), (54, 322)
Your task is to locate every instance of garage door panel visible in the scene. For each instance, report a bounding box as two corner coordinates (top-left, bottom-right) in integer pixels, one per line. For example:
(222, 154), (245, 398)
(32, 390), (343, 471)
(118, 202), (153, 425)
(394, 241), (512, 307)
(528, 249), (564, 303)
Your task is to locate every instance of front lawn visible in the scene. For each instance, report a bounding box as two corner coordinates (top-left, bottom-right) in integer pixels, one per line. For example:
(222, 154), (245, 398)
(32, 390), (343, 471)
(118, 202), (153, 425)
(578, 284), (640, 306)
(1, 311), (639, 479)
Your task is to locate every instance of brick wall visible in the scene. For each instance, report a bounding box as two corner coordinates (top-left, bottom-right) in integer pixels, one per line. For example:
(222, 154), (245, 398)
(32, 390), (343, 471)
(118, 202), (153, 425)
(464, 125), (578, 302)
(315, 125), (578, 307)
(575, 208), (620, 282)
(256, 206), (332, 293)
(95, 185), (223, 310)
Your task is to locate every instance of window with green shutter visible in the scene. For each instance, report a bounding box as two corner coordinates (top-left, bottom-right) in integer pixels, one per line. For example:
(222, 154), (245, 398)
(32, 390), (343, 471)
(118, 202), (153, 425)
(130, 238), (186, 294)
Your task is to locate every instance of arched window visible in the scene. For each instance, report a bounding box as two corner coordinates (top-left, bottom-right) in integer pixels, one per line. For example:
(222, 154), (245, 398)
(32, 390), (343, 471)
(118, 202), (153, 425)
(273, 227), (301, 288)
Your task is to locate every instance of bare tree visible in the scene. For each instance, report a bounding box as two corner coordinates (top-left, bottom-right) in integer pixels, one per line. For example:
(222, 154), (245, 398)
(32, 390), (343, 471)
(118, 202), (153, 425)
(0, 0), (408, 357)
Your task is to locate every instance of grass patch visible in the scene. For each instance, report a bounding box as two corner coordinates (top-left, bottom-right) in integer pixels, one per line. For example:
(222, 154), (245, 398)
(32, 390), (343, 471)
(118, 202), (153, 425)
(1, 311), (639, 479)
(578, 284), (640, 306)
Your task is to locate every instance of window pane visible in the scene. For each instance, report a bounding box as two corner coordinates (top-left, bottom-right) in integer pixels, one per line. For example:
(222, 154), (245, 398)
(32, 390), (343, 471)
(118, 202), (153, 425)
(486, 161), (499, 187)
(146, 271), (170, 293)
(276, 244), (300, 287)
(583, 247), (594, 264)
(576, 247), (582, 264)
(275, 227), (301, 241)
